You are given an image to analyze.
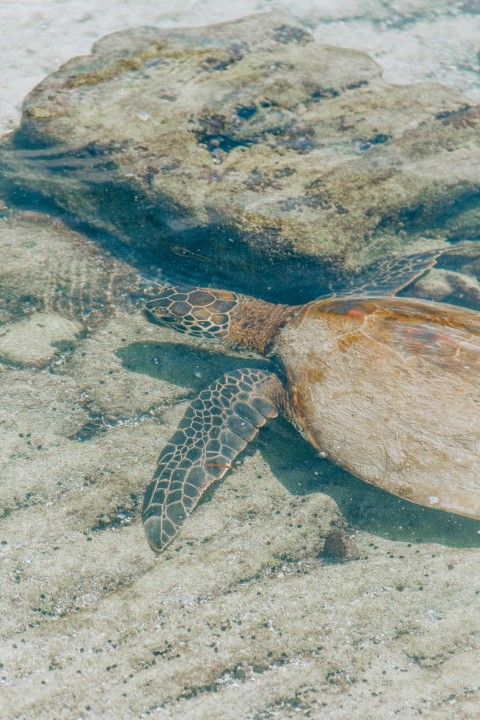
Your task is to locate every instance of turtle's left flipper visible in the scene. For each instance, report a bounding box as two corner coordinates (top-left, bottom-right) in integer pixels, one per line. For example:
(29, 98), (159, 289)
(326, 242), (480, 299)
(142, 368), (285, 552)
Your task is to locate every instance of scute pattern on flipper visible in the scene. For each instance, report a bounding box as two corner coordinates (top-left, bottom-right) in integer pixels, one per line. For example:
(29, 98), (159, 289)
(325, 248), (453, 299)
(142, 368), (283, 552)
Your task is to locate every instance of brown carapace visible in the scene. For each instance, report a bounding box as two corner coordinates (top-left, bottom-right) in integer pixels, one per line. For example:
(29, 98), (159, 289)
(142, 248), (480, 552)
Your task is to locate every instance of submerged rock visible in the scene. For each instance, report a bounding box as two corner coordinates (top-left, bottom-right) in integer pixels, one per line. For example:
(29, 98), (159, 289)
(0, 209), (142, 327)
(321, 526), (361, 563)
(0, 312), (82, 367)
(0, 13), (479, 299)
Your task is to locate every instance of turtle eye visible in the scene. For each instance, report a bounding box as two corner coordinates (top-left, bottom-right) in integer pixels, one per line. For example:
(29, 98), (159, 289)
(144, 297), (171, 312)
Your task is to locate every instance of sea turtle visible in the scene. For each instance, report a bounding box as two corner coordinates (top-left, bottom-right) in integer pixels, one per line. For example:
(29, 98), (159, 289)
(141, 248), (480, 552)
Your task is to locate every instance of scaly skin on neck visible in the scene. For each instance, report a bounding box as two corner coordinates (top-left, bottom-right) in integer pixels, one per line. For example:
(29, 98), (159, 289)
(227, 296), (298, 355)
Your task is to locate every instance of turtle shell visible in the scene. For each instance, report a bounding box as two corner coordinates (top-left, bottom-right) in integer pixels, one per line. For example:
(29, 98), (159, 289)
(274, 296), (480, 518)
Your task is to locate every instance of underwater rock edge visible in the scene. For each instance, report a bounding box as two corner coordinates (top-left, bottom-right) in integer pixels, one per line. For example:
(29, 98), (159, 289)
(0, 12), (479, 298)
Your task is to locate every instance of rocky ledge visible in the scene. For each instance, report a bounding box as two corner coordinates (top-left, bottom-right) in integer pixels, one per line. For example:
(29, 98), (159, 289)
(0, 12), (479, 299)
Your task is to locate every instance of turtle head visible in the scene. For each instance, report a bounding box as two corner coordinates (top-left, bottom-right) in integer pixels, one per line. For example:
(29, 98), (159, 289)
(143, 285), (239, 341)
(143, 284), (295, 354)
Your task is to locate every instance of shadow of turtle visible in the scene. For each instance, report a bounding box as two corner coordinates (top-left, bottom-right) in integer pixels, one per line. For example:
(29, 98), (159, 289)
(117, 340), (480, 549)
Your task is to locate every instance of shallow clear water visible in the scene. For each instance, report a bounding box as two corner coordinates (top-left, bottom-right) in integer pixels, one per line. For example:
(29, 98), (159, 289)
(1, 4), (480, 719)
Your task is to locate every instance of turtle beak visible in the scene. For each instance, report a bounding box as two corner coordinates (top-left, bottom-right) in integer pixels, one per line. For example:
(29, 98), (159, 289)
(142, 307), (167, 326)
(143, 305), (181, 329)
(142, 292), (171, 325)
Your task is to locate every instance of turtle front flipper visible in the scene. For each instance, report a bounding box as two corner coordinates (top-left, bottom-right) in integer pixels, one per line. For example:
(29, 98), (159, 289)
(327, 243), (480, 298)
(143, 368), (285, 552)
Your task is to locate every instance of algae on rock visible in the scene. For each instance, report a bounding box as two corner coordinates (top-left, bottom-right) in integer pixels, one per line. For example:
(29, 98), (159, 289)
(1, 13), (479, 298)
